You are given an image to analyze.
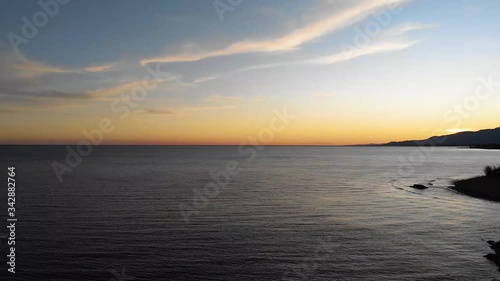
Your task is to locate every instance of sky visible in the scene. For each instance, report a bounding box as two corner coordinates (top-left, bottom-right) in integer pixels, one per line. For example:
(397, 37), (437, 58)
(0, 0), (499, 145)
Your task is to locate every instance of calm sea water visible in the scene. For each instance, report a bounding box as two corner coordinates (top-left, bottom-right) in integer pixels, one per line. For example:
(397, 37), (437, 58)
(1, 146), (499, 280)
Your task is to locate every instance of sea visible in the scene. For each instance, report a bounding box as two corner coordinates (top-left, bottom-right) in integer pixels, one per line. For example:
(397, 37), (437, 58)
(0, 146), (499, 280)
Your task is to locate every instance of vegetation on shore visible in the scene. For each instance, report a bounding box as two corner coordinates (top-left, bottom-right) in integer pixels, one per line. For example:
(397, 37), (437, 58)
(484, 166), (500, 177)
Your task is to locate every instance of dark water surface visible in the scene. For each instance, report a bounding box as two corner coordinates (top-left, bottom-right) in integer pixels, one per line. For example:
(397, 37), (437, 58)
(1, 146), (499, 280)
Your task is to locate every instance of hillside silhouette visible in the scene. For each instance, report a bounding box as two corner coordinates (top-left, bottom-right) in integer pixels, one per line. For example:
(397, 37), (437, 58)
(384, 127), (500, 147)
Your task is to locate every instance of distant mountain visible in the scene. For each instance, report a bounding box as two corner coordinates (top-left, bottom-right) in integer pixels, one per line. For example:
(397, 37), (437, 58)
(383, 127), (500, 147)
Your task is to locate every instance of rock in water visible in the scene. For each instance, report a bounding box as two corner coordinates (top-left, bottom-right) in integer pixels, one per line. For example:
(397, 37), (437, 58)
(411, 184), (428, 190)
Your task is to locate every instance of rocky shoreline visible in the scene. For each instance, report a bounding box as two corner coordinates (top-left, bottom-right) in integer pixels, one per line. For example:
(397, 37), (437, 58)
(485, 240), (500, 272)
(451, 176), (500, 202)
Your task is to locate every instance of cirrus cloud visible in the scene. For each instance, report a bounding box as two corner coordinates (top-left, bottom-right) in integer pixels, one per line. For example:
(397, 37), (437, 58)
(140, 0), (410, 65)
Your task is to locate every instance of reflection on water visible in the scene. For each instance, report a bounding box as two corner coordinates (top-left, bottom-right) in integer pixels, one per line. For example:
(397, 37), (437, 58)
(1, 146), (499, 280)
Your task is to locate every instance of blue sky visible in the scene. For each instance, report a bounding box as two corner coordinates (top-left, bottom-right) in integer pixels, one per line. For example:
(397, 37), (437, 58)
(1, 0), (499, 144)
(2, 0), (498, 66)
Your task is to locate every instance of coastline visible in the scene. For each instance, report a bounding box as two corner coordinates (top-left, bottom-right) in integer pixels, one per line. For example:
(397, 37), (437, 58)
(451, 176), (500, 202)
(468, 144), (500, 150)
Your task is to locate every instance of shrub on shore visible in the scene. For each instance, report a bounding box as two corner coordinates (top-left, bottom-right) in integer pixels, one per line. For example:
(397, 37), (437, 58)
(484, 166), (500, 178)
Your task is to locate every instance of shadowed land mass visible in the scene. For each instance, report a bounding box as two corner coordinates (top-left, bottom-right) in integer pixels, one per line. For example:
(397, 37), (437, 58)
(451, 166), (500, 202)
(383, 127), (500, 147)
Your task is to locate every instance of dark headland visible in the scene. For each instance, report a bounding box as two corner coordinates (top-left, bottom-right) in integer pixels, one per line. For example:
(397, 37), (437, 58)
(452, 177), (500, 202)
(450, 166), (500, 203)
(383, 127), (500, 202)
(382, 127), (500, 148)
(386, 128), (500, 201)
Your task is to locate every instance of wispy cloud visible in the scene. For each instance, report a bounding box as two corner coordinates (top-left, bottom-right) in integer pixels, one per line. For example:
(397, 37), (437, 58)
(0, 80), (152, 102)
(83, 80), (156, 100)
(194, 76), (219, 84)
(236, 63), (291, 73)
(140, 0), (409, 65)
(0, 75), (178, 112)
(138, 108), (177, 115)
(0, 99), (87, 113)
(140, 105), (235, 115)
(83, 63), (115, 73)
(14, 60), (73, 79)
(385, 23), (439, 36)
(0, 106), (27, 113)
(316, 40), (422, 64)
(10, 53), (115, 79)
(312, 23), (437, 64)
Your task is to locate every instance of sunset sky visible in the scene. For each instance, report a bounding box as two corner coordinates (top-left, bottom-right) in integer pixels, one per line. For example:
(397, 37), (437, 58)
(1, 0), (499, 145)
